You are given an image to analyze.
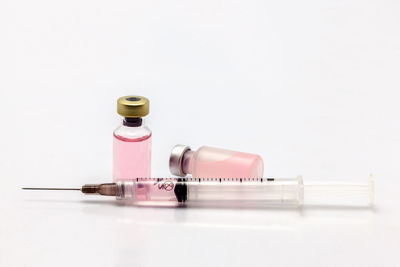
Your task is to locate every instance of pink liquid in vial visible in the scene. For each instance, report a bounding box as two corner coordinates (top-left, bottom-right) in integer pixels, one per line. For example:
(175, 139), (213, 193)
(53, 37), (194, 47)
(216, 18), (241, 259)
(113, 133), (152, 181)
(184, 146), (264, 178)
(191, 152), (263, 178)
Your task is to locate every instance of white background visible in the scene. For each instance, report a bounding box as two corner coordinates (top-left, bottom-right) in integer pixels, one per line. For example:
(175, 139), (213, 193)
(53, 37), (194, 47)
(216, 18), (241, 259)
(1, 0), (400, 266)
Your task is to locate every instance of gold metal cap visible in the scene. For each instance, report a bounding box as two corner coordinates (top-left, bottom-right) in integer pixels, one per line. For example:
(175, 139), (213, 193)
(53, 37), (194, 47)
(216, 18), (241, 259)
(117, 96), (150, 118)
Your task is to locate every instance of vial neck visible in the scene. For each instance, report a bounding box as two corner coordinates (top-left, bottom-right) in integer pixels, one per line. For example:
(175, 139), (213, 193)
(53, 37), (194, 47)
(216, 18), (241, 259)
(182, 150), (194, 175)
(123, 117), (143, 127)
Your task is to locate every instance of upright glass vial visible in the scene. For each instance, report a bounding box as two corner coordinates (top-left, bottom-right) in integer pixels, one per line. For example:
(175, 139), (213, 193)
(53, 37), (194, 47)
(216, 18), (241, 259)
(113, 96), (152, 182)
(169, 145), (264, 178)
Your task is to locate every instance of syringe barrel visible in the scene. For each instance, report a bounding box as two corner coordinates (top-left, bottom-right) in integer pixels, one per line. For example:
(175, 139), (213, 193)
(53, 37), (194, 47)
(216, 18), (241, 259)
(116, 177), (304, 207)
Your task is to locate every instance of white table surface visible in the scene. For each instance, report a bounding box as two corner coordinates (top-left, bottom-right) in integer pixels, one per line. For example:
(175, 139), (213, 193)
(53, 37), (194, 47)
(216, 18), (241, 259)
(1, 0), (400, 266)
(2, 181), (399, 267)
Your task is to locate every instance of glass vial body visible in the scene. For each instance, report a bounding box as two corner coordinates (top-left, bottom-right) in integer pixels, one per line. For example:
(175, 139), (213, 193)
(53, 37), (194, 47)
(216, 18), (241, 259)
(113, 118), (152, 181)
(170, 145), (264, 178)
(113, 96), (152, 182)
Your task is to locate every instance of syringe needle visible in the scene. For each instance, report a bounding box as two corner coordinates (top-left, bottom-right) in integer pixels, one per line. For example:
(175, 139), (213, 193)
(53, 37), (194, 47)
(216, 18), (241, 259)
(22, 183), (118, 196)
(22, 187), (81, 191)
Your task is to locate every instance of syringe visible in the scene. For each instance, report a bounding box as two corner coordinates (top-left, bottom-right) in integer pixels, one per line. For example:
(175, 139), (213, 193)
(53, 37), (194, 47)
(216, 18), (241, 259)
(23, 176), (374, 208)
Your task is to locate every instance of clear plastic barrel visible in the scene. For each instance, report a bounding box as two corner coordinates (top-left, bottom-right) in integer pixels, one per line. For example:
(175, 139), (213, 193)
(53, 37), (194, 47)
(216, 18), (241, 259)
(116, 176), (374, 208)
(116, 177), (304, 207)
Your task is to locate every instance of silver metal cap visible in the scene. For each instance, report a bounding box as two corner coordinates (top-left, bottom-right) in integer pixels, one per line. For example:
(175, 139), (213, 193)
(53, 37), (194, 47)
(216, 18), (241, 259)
(169, 145), (191, 177)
